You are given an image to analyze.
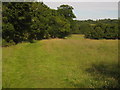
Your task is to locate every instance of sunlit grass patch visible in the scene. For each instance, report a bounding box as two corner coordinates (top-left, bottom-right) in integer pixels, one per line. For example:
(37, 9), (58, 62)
(2, 34), (119, 88)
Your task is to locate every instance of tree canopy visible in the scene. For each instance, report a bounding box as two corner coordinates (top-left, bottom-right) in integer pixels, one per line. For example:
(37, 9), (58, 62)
(2, 2), (75, 46)
(2, 2), (119, 46)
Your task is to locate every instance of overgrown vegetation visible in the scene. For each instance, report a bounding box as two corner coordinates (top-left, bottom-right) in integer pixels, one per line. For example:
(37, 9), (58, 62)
(3, 35), (119, 88)
(2, 2), (119, 47)
(2, 2), (119, 88)
(72, 19), (118, 39)
(2, 2), (75, 46)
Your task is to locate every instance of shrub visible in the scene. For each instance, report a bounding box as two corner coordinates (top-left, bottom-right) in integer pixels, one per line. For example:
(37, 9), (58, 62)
(84, 23), (118, 39)
(2, 39), (15, 47)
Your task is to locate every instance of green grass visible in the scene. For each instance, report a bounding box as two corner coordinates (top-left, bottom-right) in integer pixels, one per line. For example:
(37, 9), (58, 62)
(2, 34), (119, 88)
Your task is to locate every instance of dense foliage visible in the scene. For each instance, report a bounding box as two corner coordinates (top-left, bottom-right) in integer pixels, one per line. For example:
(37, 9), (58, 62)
(72, 19), (119, 39)
(3, 2), (32, 44)
(2, 2), (119, 46)
(2, 2), (75, 46)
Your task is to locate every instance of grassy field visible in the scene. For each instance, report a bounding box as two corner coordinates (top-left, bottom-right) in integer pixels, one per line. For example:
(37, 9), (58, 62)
(2, 34), (119, 88)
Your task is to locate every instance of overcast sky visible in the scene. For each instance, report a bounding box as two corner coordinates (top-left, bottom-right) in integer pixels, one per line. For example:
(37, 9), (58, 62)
(42, 0), (119, 20)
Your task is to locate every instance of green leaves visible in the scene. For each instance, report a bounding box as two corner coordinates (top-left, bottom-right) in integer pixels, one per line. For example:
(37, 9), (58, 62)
(2, 2), (31, 44)
(57, 5), (76, 19)
(84, 22), (118, 39)
(2, 2), (75, 45)
(30, 3), (71, 39)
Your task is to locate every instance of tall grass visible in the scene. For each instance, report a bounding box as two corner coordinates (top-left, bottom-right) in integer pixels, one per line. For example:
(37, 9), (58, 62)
(2, 34), (119, 88)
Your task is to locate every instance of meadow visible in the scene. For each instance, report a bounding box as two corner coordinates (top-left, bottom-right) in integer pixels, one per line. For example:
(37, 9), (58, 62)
(2, 34), (119, 88)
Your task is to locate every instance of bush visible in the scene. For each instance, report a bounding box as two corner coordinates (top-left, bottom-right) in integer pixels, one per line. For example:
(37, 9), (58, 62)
(2, 39), (15, 47)
(28, 39), (36, 43)
(84, 23), (118, 39)
(2, 39), (8, 47)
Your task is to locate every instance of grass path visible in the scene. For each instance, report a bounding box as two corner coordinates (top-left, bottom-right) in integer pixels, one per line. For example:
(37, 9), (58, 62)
(2, 34), (119, 88)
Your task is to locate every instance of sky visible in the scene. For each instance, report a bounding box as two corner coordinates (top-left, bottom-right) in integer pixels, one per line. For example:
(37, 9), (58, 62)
(2, 0), (119, 20)
(42, 0), (119, 20)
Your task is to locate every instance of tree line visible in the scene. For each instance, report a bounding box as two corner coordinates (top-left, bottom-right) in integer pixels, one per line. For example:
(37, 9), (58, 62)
(2, 2), (75, 46)
(72, 19), (119, 39)
(2, 2), (119, 46)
